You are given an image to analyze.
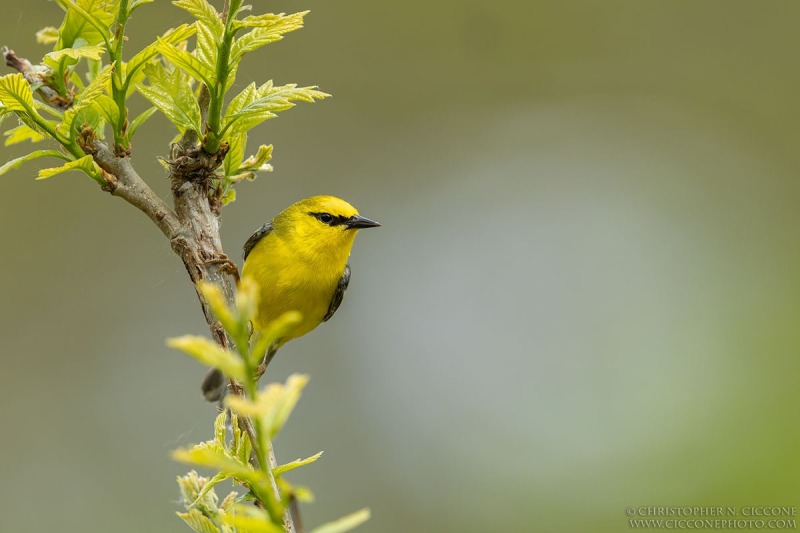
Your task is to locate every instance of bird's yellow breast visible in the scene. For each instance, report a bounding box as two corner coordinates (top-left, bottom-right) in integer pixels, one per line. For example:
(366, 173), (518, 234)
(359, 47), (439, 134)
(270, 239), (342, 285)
(241, 229), (353, 344)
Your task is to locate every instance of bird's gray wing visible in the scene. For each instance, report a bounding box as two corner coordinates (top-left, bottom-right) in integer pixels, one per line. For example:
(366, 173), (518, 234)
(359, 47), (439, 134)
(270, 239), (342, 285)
(323, 264), (351, 322)
(243, 222), (273, 261)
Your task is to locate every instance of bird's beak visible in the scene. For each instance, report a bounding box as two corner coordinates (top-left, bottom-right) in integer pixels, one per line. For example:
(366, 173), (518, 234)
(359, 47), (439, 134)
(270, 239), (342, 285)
(345, 215), (381, 229)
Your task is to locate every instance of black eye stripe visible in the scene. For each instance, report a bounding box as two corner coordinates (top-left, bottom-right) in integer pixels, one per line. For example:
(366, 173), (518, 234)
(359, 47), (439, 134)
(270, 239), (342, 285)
(310, 212), (349, 226)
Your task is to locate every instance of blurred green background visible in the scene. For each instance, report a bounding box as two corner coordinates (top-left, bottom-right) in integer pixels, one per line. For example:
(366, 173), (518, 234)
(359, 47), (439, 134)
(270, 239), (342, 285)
(2, 1), (800, 532)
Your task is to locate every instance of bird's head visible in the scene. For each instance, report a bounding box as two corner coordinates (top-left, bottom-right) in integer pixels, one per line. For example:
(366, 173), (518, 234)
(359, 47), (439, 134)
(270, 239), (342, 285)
(275, 195), (380, 259)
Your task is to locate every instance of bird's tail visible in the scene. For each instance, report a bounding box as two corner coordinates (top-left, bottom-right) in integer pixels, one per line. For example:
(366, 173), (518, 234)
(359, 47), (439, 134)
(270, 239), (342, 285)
(201, 367), (227, 402)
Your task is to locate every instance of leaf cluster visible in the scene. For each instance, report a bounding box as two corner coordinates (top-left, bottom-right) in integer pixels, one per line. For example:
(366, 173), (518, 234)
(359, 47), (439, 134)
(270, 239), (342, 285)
(144, 0), (328, 206)
(168, 280), (369, 533)
(0, 0), (328, 206)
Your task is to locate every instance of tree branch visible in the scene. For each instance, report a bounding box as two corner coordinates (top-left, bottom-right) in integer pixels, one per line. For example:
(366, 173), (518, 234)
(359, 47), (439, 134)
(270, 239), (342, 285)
(91, 142), (183, 240)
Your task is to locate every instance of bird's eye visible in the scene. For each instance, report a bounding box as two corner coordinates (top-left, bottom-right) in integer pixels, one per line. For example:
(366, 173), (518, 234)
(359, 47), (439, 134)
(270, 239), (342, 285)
(316, 213), (334, 224)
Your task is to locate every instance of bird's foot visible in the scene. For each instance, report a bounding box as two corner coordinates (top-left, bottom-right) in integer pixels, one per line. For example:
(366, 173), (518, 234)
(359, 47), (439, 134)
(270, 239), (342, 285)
(204, 254), (240, 282)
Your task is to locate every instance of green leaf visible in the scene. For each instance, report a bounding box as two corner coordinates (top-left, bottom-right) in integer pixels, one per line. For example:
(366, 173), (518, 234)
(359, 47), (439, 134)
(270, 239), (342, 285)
(231, 12), (308, 62)
(273, 451), (323, 476)
(172, 0), (224, 37)
(223, 506), (284, 533)
(128, 107), (157, 139)
(196, 281), (242, 342)
(177, 470), (210, 506)
(45, 43), (105, 63)
(126, 23), (196, 82)
(0, 150), (69, 177)
(137, 62), (202, 134)
(37, 155), (103, 183)
(222, 81), (329, 137)
(177, 469), (231, 523)
(43, 37), (89, 75)
(60, 65), (112, 135)
(166, 335), (246, 381)
(225, 372), (308, 439)
(220, 188), (236, 205)
(174, 416), (254, 511)
(194, 21), (218, 71)
(177, 509), (220, 533)
(156, 38), (217, 88)
(54, 0), (116, 49)
(224, 133), (245, 177)
(231, 415), (252, 465)
(36, 27), (60, 44)
(172, 446), (264, 486)
(310, 509), (371, 533)
(219, 491), (238, 514)
(73, 65), (112, 108)
(190, 471), (230, 510)
(212, 410), (227, 448)
(92, 94), (119, 126)
(226, 83), (258, 116)
(223, 139), (272, 183)
(239, 144), (273, 172)
(265, 373), (308, 437)
(0, 74), (35, 112)
(236, 13), (291, 29)
(233, 276), (261, 328)
(4, 124), (46, 145)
